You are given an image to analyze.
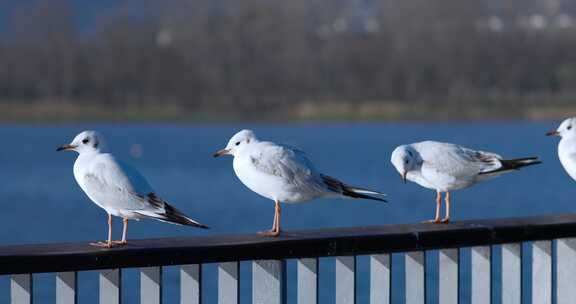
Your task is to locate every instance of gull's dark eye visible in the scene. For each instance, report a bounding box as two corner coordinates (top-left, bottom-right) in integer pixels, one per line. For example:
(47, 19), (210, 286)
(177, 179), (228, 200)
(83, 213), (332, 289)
(235, 141), (240, 146)
(82, 138), (90, 144)
(568, 125), (572, 130)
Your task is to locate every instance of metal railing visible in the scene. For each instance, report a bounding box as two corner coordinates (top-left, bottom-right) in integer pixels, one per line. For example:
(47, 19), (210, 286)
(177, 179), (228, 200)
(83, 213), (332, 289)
(4, 213), (576, 304)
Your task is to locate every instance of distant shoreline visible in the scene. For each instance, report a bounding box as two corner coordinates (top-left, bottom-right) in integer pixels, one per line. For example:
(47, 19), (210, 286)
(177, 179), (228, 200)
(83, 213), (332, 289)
(0, 102), (573, 123)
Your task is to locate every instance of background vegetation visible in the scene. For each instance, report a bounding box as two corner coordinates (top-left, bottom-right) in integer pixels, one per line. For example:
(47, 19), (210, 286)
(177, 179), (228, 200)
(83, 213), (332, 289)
(1, 0), (575, 121)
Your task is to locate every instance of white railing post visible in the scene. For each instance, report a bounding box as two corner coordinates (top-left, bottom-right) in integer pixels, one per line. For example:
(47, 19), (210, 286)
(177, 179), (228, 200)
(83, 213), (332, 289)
(56, 272), (77, 304)
(336, 256), (356, 304)
(218, 262), (239, 304)
(370, 254), (390, 304)
(298, 258), (318, 304)
(253, 260), (286, 304)
(502, 243), (521, 304)
(141, 267), (162, 304)
(11, 274), (32, 304)
(405, 251), (425, 304)
(181, 264), (201, 304)
(100, 269), (121, 304)
(471, 246), (490, 304)
(532, 241), (552, 304)
(557, 238), (576, 304)
(439, 249), (458, 304)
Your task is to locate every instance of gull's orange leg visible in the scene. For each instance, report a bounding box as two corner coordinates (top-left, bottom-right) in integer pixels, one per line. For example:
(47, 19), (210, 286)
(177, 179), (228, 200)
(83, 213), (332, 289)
(423, 191), (442, 224)
(259, 200), (281, 237)
(91, 214), (116, 248)
(441, 192), (451, 223)
(112, 218), (129, 245)
(274, 201), (281, 234)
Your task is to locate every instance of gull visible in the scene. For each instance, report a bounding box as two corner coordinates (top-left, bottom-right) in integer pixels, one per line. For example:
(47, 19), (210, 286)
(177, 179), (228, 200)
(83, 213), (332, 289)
(213, 129), (387, 237)
(547, 117), (576, 180)
(58, 130), (208, 248)
(391, 141), (541, 224)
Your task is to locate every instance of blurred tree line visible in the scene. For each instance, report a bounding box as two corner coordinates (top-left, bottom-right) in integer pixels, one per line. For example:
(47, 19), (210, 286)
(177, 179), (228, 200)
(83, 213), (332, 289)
(1, 0), (576, 118)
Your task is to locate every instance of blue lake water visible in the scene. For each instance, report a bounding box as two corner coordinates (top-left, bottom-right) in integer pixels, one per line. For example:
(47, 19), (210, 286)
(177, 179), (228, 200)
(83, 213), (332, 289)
(0, 122), (568, 303)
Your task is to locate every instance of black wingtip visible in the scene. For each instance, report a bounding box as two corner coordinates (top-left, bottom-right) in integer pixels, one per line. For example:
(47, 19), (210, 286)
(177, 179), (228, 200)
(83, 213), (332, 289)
(479, 156), (542, 175)
(194, 223), (210, 229)
(344, 191), (388, 203)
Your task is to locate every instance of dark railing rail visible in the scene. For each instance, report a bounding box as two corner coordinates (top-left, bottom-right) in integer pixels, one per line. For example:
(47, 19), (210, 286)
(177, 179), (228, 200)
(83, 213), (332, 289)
(2, 213), (576, 275)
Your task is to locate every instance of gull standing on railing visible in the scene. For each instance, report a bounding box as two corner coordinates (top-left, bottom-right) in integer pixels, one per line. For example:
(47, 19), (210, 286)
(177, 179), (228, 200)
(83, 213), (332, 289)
(58, 130), (208, 248)
(214, 129), (387, 237)
(391, 141), (541, 224)
(547, 117), (576, 181)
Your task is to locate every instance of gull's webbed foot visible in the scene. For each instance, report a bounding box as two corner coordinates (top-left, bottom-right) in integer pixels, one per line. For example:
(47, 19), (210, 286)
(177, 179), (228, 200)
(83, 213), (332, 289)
(90, 241), (116, 248)
(422, 219), (443, 224)
(258, 229), (281, 237)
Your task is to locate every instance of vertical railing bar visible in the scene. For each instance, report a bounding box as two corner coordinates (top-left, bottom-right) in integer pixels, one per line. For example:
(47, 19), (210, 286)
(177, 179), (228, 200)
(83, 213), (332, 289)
(181, 264), (201, 304)
(369, 254), (390, 304)
(502, 243), (521, 304)
(141, 266), (162, 304)
(439, 248), (458, 304)
(405, 251), (425, 304)
(555, 238), (576, 304)
(532, 240), (552, 304)
(298, 258), (318, 304)
(471, 246), (490, 304)
(11, 274), (32, 304)
(99, 268), (121, 304)
(56, 271), (77, 304)
(336, 256), (356, 304)
(218, 262), (239, 304)
(253, 260), (286, 304)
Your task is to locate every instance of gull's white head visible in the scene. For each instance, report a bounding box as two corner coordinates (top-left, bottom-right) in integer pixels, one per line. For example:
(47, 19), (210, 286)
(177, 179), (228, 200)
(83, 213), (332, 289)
(547, 117), (576, 139)
(391, 145), (420, 183)
(57, 130), (106, 154)
(213, 129), (257, 157)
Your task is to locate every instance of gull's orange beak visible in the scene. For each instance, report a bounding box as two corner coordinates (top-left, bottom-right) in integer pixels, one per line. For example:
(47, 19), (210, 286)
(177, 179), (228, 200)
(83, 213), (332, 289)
(213, 149), (230, 158)
(401, 171), (407, 183)
(546, 130), (559, 136)
(56, 144), (76, 152)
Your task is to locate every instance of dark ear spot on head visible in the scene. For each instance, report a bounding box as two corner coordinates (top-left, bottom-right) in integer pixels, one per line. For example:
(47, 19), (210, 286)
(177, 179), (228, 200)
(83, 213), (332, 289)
(247, 139), (250, 143)
(407, 150), (413, 157)
(93, 140), (99, 148)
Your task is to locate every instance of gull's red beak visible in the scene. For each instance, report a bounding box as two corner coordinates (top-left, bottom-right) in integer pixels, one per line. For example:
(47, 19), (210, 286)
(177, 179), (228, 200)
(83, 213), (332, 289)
(546, 130), (559, 136)
(213, 149), (230, 158)
(56, 144), (76, 152)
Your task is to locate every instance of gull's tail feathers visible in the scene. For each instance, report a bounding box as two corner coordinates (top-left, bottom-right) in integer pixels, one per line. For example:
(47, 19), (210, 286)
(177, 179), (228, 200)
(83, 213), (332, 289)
(157, 203), (210, 229)
(479, 156), (542, 175)
(138, 193), (209, 229)
(321, 174), (387, 203)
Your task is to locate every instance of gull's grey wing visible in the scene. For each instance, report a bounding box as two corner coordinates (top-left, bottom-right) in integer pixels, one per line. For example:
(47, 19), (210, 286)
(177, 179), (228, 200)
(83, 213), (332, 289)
(81, 153), (157, 211)
(415, 141), (501, 178)
(249, 142), (322, 185)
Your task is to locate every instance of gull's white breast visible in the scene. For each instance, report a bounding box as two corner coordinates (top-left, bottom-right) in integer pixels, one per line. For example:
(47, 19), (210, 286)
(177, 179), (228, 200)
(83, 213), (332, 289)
(73, 153), (152, 218)
(73, 153), (109, 211)
(232, 143), (325, 203)
(559, 138), (576, 181)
